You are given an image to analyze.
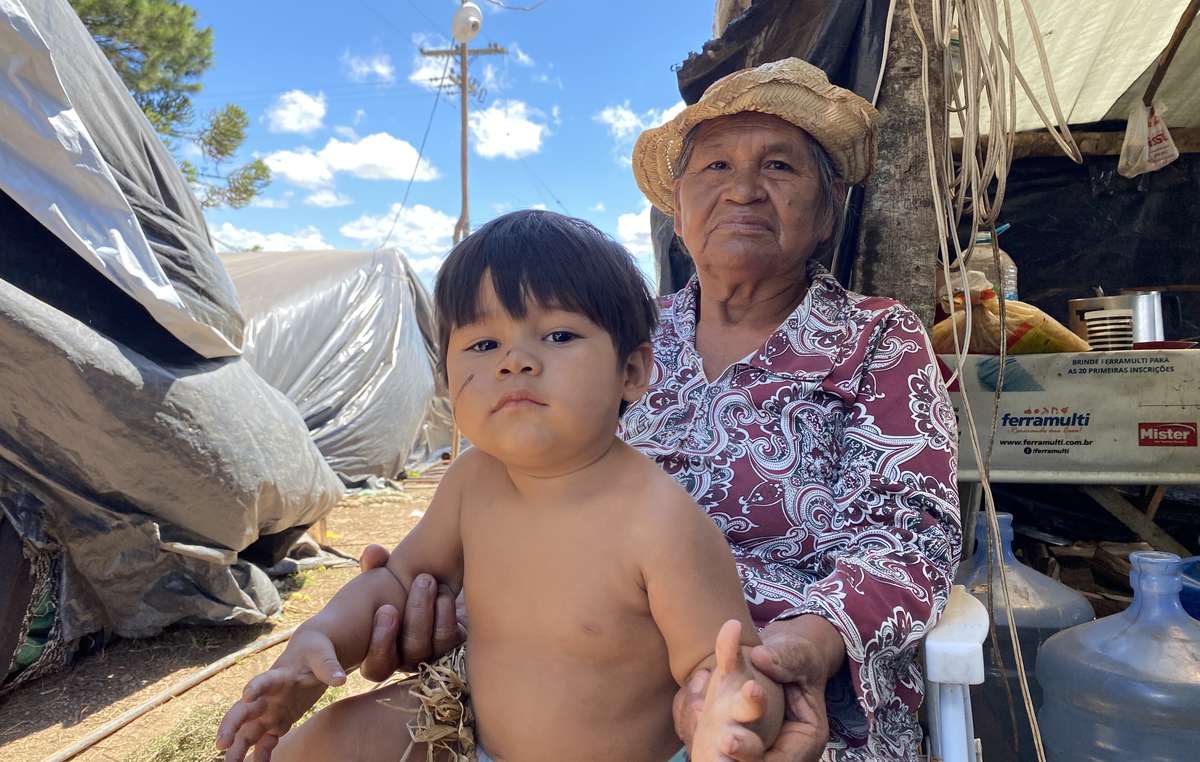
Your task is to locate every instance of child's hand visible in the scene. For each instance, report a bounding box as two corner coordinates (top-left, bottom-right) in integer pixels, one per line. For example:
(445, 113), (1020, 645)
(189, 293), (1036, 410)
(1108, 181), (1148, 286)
(689, 620), (771, 762)
(215, 629), (347, 762)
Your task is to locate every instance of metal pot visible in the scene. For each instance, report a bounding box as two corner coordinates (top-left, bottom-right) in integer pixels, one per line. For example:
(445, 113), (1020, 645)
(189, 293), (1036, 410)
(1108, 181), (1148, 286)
(1068, 292), (1164, 345)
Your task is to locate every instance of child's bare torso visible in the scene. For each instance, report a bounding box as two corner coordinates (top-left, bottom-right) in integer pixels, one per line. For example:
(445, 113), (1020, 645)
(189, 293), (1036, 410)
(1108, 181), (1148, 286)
(459, 450), (684, 762)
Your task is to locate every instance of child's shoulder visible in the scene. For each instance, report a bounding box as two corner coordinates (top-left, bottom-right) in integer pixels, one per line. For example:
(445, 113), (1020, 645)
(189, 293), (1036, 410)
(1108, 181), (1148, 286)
(437, 446), (508, 492)
(612, 443), (715, 534)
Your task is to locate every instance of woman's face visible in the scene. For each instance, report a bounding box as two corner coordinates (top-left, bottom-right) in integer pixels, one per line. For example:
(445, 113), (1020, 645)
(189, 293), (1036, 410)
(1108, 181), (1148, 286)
(672, 113), (832, 285)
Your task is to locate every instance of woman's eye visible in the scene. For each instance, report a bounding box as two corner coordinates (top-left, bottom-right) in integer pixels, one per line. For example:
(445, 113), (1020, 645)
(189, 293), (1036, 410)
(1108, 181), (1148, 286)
(546, 331), (577, 344)
(467, 339), (498, 352)
(705, 160), (729, 171)
(766, 160), (793, 171)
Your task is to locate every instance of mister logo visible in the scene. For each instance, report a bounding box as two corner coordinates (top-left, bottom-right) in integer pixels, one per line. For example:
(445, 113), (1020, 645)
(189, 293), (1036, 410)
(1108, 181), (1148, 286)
(1137, 422), (1198, 447)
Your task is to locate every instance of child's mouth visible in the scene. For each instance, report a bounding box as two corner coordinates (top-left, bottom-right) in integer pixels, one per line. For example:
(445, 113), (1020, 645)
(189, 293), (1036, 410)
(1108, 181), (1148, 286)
(492, 391), (547, 412)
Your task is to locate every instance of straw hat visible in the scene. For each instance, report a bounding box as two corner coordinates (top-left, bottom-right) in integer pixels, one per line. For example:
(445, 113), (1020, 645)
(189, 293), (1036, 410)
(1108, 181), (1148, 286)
(632, 58), (879, 216)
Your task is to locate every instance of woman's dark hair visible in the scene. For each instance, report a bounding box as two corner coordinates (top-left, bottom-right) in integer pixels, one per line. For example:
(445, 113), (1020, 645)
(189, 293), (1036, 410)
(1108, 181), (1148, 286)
(434, 210), (658, 389)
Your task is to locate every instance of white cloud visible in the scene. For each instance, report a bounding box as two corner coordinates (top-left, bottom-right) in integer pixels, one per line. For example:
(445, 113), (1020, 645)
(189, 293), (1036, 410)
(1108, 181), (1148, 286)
(532, 73), (564, 89)
(263, 148), (333, 187)
(530, 203), (547, 210)
(510, 42), (534, 66)
(266, 90), (327, 134)
(595, 100), (686, 163)
(305, 189), (353, 208)
(265, 133), (439, 188)
(617, 201), (653, 257)
(251, 195), (291, 209)
(589, 202), (606, 212)
(340, 204), (456, 272)
(616, 201), (657, 282)
(333, 125), (359, 140)
(550, 105), (561, 126)
(342, 51), (395, 83)
(492, 201), (514, 214)
(211, 222), (330, 252)
(469, 100), (547, 159)
(353, 108), (366, 125)
(409, 33), (456, 91)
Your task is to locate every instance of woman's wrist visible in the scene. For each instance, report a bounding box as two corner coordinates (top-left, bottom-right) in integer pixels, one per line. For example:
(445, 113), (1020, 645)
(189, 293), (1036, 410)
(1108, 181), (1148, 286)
(763, 614), (846, 683)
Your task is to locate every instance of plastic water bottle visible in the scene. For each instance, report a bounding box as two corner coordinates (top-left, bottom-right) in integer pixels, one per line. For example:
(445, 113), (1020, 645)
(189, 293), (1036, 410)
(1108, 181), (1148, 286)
(956, 513), (1094, 761)
(969, 229), (1019, 302)
(1037, 551), (1200, 760)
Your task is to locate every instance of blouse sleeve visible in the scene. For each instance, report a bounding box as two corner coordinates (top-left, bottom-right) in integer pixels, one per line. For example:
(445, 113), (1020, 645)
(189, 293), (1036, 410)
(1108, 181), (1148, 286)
(774, 304), (962, 757)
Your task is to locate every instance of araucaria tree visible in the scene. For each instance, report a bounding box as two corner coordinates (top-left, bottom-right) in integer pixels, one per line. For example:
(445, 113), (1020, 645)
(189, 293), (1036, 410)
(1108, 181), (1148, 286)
(70, 0), (270, 208)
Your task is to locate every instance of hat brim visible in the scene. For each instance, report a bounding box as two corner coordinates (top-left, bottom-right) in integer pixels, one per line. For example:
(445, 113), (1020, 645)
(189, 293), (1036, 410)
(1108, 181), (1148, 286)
(632, 59), (879, 216)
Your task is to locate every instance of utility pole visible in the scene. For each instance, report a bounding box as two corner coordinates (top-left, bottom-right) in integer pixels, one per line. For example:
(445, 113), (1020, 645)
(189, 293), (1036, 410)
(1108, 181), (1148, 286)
(420, 3), (505, 244)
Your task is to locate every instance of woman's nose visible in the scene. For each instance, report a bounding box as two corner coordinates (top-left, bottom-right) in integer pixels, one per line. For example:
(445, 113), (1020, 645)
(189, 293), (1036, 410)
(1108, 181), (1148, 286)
(724, 167), (766, 204)
(496, 347), (541, 376)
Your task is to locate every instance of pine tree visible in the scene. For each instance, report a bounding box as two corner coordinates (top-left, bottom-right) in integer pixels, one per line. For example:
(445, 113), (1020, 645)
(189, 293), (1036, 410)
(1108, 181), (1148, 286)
(70, 0), (269, 208)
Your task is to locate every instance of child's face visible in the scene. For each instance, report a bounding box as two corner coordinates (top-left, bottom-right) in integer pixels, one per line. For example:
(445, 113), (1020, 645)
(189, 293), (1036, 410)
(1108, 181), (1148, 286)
(445, 279), (649, 473)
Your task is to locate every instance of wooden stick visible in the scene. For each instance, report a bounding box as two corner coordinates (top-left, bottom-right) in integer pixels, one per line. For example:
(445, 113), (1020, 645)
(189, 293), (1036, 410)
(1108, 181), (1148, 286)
(1143, 484), (1169, 523)
(1144, 0), (1200, 106)
(1080, 486), (1189, 557)
(44, 626), (297, 762)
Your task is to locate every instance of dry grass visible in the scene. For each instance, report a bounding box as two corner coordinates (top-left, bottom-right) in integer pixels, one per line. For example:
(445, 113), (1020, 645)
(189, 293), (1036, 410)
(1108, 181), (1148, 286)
(0, 480), (438, 761)
(121, 688), (345, 762)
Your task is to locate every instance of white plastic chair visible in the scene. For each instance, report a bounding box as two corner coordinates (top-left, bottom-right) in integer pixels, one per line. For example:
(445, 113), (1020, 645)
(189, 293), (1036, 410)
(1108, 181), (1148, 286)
(924, 585), (989, 762)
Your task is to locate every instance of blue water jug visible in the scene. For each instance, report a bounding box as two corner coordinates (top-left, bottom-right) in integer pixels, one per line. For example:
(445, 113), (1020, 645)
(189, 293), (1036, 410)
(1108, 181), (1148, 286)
(957, 512), (1094, 761)
(1038, 551), (1200, 760)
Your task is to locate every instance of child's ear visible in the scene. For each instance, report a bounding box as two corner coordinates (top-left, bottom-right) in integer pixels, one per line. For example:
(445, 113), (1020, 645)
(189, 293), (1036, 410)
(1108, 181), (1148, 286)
(621, 342), (653, 404)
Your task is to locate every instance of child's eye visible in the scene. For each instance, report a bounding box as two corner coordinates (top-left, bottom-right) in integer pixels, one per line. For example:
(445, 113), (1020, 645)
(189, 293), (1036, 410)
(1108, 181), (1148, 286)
(545, 331), (577, 344)
(467, 339), (498, 352)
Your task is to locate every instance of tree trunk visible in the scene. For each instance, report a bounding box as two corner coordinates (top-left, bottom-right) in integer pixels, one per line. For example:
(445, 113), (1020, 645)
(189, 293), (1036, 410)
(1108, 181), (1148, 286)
(853, 0), (944, 328)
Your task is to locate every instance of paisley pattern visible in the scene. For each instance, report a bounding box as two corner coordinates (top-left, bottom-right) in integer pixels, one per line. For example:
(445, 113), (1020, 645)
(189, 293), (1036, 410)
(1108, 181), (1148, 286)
(619, 263), (961, 761)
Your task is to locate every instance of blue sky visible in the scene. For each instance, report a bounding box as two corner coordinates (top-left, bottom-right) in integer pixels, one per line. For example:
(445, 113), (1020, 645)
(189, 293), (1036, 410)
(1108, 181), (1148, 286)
(191, 0), (714, 285)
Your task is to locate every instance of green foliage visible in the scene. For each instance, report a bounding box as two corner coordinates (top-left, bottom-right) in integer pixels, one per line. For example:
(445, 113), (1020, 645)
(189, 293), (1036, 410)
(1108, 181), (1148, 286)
(70, 0), (269, 208)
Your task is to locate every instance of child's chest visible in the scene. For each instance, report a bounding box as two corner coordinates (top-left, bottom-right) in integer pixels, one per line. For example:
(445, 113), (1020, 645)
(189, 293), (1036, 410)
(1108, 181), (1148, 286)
(459, 497), (661, 663)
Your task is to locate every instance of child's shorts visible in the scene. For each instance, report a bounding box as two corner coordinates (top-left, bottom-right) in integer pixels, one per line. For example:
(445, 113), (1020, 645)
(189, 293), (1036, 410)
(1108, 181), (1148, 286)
(397, 644), (688, 762)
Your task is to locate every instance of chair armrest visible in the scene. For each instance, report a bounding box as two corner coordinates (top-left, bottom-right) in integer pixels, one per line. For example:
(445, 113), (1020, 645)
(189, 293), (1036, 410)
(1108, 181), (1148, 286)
(924, 585), (989, 686)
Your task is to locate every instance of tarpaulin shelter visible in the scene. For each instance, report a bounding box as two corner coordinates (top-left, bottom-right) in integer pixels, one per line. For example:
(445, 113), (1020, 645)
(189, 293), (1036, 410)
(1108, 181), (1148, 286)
(221, 249), (453, 484)
(1, 0), (343, 690)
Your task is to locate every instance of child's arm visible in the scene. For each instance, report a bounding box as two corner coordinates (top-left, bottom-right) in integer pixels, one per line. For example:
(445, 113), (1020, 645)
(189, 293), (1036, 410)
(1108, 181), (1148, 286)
(636, 490), (784, 760)
(216, 451), (475, 762)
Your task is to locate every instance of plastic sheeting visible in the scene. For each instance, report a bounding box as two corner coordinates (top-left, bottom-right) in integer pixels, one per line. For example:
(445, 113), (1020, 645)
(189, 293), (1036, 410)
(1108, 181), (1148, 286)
(221, 249), (451, 482)
(0, 264), (342, 641)
(958, 0), (1200, 134)
(0, 0), (243, 359)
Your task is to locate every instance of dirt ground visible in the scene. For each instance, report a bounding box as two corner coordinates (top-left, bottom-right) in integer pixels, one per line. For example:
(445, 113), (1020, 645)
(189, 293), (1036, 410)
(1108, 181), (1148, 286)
(0, 473), (442, 762)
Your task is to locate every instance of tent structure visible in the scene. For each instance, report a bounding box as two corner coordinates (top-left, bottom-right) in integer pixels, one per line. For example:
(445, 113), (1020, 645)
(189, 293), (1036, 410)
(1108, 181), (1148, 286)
(221, 249), (454, 484)
(1, 0), (344, 690)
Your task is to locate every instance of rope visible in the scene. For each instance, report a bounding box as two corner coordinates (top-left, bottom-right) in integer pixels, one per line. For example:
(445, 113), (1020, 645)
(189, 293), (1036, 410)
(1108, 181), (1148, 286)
(908, 2), (1084, 760)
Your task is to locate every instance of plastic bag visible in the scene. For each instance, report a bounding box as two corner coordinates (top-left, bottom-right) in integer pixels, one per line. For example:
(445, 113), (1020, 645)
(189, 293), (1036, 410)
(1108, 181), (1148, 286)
(932, 272), (1090, 354)
(1118, 100), (1180, 179)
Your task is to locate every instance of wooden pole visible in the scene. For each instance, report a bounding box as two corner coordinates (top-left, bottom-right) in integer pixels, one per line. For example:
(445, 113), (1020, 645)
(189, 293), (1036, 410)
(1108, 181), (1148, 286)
(1143, 0), (1200, 106)
(455, 42), (470, 245)
(853, 0), (944, 328)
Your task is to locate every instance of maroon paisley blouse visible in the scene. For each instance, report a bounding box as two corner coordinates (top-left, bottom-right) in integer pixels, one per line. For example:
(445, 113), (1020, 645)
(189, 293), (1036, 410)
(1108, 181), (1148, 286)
(619, 263), (961, 760)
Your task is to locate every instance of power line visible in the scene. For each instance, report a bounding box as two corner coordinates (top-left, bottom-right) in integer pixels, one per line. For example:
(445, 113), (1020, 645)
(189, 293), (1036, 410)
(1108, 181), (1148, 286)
(378, 55), (452, 251)
(482, 0), (546, 10)
(517, 155), (569, 215)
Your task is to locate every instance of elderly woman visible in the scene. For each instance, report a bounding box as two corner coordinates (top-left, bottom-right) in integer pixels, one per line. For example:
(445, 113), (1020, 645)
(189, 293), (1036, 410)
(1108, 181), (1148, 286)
(291, 58), (959, 762)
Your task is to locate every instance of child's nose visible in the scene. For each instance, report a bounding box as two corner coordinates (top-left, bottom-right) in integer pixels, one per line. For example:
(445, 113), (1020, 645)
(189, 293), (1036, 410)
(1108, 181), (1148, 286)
(497, 347), (540, 376)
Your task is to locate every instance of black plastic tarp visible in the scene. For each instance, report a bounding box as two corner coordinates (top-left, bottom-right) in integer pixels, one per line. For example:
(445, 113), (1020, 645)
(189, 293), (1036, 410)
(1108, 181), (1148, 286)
(988, 150), (1200, 341)
(221, 249), (452, 483)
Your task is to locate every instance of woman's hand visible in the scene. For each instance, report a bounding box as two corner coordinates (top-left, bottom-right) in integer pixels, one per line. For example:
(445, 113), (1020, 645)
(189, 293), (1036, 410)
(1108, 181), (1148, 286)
(674, 615), (844, 762)
(356, 544), (465, 681)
